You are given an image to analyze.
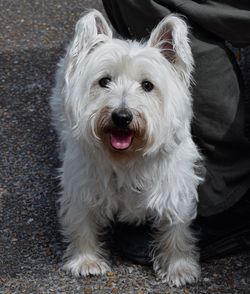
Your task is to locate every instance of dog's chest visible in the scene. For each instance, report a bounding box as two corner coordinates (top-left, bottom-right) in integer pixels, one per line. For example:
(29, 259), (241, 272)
(107, 169), (154, 222)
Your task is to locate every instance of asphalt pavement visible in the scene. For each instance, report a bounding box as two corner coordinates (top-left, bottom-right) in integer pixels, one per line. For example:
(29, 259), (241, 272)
(0, 1), (250, 293)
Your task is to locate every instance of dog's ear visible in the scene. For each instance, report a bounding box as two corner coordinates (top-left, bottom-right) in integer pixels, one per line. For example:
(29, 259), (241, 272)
(70, 9), (112, 55)
(148, 15), (193, 87)
(65, 10), (112, 83)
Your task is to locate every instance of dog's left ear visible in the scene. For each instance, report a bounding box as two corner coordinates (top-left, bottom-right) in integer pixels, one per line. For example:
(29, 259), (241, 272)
(148, 15), (193, 87)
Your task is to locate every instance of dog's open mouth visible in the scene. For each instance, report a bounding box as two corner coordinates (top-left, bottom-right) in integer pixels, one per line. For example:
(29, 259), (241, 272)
(110, 129), (134, 150)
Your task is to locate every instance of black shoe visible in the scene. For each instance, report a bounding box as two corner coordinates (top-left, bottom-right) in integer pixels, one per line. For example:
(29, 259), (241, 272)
(112, 191), (250, 264)
(112, 222), (153, 265)
(194, 190), (250, 260)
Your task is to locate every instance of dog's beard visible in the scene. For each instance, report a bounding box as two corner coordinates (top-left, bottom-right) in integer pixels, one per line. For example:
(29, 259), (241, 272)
(92, 106), (152, 160)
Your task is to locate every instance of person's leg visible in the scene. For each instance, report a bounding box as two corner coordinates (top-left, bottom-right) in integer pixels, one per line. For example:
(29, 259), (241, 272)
(196, 190), (250, 260)
(102, 0), (170, 39)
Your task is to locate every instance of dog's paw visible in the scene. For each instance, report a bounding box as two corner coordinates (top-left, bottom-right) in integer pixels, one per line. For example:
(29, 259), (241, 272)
(154, 257), (200, 287)
(63, 254), (110, 277)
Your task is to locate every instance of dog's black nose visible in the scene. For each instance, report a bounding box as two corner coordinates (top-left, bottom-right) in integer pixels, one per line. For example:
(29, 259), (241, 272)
(111, 108), (133, 128)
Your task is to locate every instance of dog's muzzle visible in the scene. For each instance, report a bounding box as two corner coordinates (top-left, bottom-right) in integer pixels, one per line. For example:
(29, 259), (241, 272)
(110, 108), (134, 150)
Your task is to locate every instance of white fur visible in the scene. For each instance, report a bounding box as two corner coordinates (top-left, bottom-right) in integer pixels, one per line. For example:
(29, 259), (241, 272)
(50, 10), (203, 287)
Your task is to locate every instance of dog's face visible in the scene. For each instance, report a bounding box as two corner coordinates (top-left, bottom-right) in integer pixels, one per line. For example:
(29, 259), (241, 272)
(84, 42), (169, 161)
(63, 11), (193, 161)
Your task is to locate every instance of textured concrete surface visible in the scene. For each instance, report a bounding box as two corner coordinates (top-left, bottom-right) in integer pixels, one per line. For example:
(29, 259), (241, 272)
(0, 1), (250, 293)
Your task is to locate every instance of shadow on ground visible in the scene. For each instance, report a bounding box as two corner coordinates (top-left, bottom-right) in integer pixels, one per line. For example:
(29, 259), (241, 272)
(1, 47), (65, 278)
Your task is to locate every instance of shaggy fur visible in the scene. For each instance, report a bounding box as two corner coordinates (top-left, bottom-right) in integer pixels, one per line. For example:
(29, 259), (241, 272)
(50, 10), (203, 287)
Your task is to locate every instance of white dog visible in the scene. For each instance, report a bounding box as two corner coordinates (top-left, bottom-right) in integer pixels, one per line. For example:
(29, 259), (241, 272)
(50, 10), (203, 287)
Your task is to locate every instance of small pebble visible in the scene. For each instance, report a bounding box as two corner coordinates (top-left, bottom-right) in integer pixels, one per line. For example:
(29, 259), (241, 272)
(127, 266), (134, 274)
(27, 218), (34, 224)
(107, 278), (114, 287)
(83, 287), (92, 294)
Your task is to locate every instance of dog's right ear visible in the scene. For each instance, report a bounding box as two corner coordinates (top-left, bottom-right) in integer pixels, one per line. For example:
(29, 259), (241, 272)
(65, 10), (112, 83)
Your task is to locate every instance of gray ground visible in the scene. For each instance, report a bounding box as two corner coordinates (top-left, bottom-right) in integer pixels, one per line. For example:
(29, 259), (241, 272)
(0, 1), (250, 293)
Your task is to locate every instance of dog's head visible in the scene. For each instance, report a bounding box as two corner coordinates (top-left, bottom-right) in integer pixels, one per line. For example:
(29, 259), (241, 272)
(63, 10), (194, 161)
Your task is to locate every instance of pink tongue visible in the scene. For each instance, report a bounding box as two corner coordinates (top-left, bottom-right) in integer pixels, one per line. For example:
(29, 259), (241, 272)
(110, 131), (133, 150)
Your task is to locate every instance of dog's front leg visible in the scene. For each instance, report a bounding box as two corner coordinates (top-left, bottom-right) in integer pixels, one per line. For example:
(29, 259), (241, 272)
(60, 200), (110, 276)
(153, 221), (200, 287)
(59, 148), (110, 277)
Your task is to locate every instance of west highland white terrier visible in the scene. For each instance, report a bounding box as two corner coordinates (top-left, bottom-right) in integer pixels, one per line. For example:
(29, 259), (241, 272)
(50, 10), (203, 287)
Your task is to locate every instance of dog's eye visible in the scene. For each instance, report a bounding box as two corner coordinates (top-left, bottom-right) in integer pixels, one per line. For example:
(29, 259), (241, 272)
(141, 80), (154, 92)
(99, 77), (111, 88)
